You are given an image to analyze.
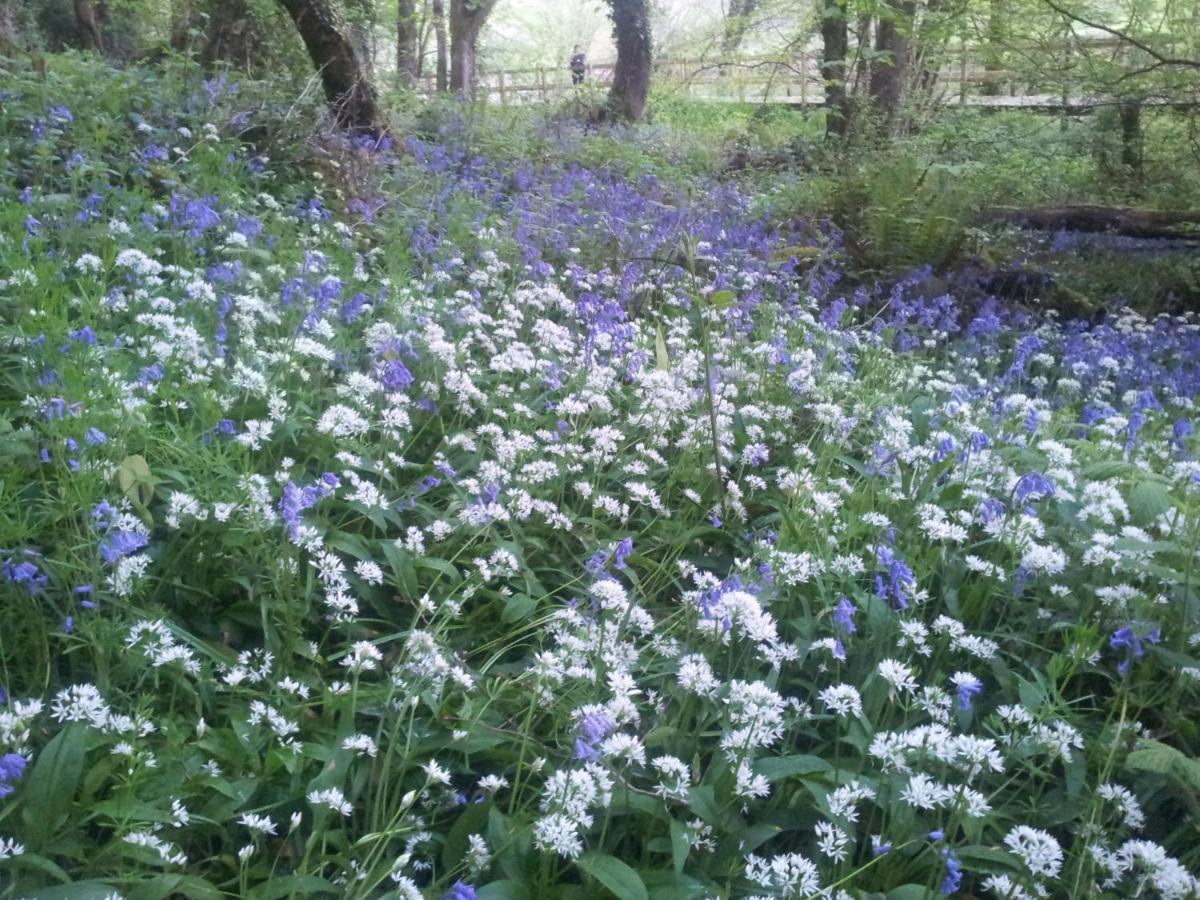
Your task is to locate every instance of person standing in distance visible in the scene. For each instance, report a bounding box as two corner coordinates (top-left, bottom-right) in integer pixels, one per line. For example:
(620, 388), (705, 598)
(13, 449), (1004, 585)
(569, 45), (587, 85)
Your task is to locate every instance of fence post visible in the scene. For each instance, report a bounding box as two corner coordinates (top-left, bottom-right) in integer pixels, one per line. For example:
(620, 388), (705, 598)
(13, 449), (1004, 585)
(498, 70), (507, 105)
(800, 51), (808, 105)
(538, 66), (547, 100)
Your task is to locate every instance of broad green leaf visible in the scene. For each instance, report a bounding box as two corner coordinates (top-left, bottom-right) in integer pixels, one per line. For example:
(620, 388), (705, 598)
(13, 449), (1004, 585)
(655, 325), (670, 371)
(1129, 481), (1173, 523)
(22, 724), (89, 851)
(23, 883), (123, 900)
(669, 818), (690, 876)
(244, 874), (340, 899)
(116, 454), (156, 508)
(577, 852), (649, 900)
(126, 875), (223, 900)
(706, 289), (736, 311)
(476, 881), (531, 900)
(502, 592), (537, 623)
(753, 754), (833, 782)
(1126, 739), (1200, 791)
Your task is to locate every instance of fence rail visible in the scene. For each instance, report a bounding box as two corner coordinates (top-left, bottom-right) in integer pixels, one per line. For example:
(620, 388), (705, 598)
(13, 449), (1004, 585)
(417, 41), (1158, 110)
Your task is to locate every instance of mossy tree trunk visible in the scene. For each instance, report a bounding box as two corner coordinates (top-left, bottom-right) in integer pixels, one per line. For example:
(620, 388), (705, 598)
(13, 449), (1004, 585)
(276, 0), (381, 132)
(606, 0), (652, 121)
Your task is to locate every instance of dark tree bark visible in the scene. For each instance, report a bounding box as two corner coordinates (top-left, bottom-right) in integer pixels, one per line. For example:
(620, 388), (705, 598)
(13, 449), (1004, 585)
(820, 0), (850, 138)
(867, 0), (916, 138)
(980, 0), (1006, 96)
(194, 0), (261, 69)
(606, 0), (652, 121)
(449, 0), (498, 96)
(397, 0), (419, 86)
(276, 0), (381, 131)
(721, 0), (759, 57)
(1119, 101), (1143, 177)
(433, 0), (448, 91)
(978, 206), (1200, 238)
(346, 0), (375, 81)
(74, 0), (104, 52)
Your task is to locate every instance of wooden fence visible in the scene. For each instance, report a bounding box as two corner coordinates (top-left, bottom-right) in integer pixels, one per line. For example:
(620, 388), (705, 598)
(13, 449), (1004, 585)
(417, 40), (1161, 111)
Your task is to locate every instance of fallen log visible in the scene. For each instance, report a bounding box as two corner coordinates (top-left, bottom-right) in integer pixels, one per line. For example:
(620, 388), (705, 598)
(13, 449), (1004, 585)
(979, 205), (1200, 240)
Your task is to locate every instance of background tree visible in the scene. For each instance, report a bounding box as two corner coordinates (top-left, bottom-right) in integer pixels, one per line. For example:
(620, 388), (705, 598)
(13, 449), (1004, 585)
(868, 0), (917, 138)
(721, 0), (760, 58)
(433, 0), (448, 91)
(606, 0), (652, 120)
(74, 0), (105, 51)
(396, 0), (419, 85)
(449, 0), (498, 95)
(276, 0), (380, 130)
(820, 0), (850, 137)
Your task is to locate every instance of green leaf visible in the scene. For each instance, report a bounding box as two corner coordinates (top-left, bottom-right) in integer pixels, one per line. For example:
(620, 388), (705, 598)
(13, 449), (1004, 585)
(753, 754), (833, 782)
(669, 818), (690, 876)
(116, 454), (156, 508)
(1129, 481), (1173, 523)
(244, 874), (340, 899)
(1126, 739), (1200, 791)
(476, 881), (531, 900)
(887, 886), (934, 900)
(22, 725), (89, 851)
(23, 883), (124, 900)
(956, 844), (1026, 877)
(577, 852), (649, 900)
(126, 875), (223, 900)
(442, 800), (493, 872)
(655, 325), (670, 371)
(705, 289), (736, 311)
(502, 593), (537, 624)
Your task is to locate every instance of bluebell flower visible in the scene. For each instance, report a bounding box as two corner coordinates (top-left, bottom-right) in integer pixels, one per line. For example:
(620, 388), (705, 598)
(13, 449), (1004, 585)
(833, 596), (857, 635)
(1014, 471), (1055, 503)
(1110, 625), (1161, 675)
(100, 530), (149, 564)
(940, 848), (962, 895)
(953, 673), (983, 710)
(443, 881), (477, 900)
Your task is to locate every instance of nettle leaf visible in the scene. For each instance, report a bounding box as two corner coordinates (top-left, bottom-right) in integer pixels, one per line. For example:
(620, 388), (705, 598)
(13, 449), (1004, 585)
(577, 852), (649, 900)
(1129, 481), (1174, 523)
(1126, 739), (1200, 791)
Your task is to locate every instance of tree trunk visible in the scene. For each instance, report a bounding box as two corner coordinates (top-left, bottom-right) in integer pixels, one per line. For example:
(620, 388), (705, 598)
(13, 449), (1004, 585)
(276, 0), (380, 132)
(978, 205), (1200, 239)
(606, 0), (652, 121)
(198, 0), (259, 69)
(346, 0), (375, 81)
(820, 0), (850, 138)
(1119, 101), (1143, 177)
(980, 0), (1006, 96)
(433, 0), (448, 91)
(75, 0), (104, 52)
(868, 0), (915, 138)
(397, 0), (419, 86)
(449, 0), (497, 96)
(721, 0), (758, 58)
